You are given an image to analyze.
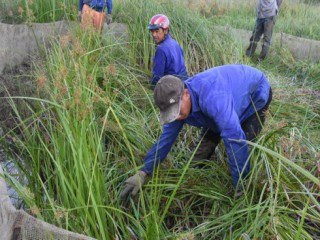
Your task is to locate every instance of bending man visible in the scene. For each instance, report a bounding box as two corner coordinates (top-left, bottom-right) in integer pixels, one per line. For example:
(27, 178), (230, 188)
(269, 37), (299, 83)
(121, 64), (272, 200)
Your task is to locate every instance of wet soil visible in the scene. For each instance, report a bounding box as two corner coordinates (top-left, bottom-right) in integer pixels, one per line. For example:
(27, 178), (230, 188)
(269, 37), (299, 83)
(0, 61), (35, 131)
(0, 59), (38, 171)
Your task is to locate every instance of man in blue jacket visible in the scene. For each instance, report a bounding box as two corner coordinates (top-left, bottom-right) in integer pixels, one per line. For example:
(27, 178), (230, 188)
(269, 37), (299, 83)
(120, 64), (272, 200)
(148, 14), (188, 90)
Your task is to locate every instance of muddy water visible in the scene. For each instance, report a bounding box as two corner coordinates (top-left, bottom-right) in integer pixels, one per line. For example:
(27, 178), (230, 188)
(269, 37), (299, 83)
(0, 127), (26, 208)
(0, 62), (33, 208)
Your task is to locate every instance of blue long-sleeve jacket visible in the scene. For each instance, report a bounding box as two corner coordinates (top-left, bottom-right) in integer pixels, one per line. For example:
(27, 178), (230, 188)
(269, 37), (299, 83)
(142, 64), (271, 186)
(151, 35), (188, 89)
(79, 0), (112, 14)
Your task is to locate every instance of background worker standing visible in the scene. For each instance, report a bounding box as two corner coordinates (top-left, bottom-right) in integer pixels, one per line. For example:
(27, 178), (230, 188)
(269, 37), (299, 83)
(78, 0), (113, 33)
(246, 0), (283, 60)
(120, 64), (272, 200)
(148, 14), (188, 90)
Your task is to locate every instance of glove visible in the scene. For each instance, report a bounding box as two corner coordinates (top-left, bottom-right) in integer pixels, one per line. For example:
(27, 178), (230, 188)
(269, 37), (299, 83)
(106, 14), (112, 24)
(77, 11), (82, 23)
(120, 171), (147, 202)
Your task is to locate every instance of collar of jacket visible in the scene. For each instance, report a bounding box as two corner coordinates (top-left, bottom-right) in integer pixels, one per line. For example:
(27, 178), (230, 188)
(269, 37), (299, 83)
(185, 82), (201, 113)
(157, 34), (171, 46)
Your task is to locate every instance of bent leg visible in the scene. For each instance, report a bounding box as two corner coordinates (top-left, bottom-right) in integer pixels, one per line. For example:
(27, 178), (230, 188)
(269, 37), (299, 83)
(235, 89), (272, 193)
(93, 10), (106, 33)
(193, 128), (220, 162)
(241, 88), (272, 141)
(259, 16), (276, 60)
(246, 19), (264, 57)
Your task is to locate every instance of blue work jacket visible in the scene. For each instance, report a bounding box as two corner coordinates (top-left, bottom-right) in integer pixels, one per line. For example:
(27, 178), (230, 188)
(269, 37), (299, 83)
(151, 34), (188, 89)
(79, 0), (112, 14)
(142, 64), (271, 186)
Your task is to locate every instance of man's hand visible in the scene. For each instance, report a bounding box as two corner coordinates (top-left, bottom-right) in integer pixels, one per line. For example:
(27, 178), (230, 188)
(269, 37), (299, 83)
(106, 14), (112, 24)
(77, 11), (82, 23)
(120, 171), (147, 202)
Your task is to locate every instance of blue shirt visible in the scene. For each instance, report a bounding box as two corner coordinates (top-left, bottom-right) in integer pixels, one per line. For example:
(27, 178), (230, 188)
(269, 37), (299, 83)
(79, 0), (112, 14)
(142, 64), (271, 186)
(151, 35), (188, 89)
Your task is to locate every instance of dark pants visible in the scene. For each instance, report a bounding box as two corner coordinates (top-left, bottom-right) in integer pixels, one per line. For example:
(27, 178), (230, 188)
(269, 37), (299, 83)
(193, 89), (273, 161)
(246, 16), (276, 60)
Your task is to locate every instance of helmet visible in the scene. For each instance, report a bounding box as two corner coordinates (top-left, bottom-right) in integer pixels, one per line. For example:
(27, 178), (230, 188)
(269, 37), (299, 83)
(148, 14), (170, 30)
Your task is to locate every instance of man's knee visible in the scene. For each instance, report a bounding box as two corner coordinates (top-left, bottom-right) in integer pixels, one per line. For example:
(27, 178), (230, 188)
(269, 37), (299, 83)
(193, 130), (220, 161)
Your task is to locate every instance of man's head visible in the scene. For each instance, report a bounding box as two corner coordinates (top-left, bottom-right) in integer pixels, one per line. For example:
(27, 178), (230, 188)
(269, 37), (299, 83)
(148, 14), (170, 44)
(154, 75), (191, 125)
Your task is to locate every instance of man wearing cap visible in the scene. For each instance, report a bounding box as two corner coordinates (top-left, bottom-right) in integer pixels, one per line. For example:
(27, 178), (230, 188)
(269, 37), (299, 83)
(120, 64), (272, 200)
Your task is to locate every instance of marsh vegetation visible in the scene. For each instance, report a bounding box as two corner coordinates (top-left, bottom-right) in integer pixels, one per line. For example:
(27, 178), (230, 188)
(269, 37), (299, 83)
(0, 0), (319, 239)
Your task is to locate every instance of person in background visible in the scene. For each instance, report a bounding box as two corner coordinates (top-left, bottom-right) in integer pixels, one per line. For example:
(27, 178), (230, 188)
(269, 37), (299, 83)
(148, 14), (188, 90)
(78, 0), (113, 33)
(105, 0), (113, 24)
(246, 0), (283, 60)
(120, 64), (272, 200)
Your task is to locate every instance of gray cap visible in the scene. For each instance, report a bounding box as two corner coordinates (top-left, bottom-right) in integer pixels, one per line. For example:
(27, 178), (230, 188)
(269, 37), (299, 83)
(154, 75), (184, 125)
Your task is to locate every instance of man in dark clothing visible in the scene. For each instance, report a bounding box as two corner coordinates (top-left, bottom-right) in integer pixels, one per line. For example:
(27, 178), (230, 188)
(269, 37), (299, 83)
(148, 14), (188, 90)
(120, 64), (272, 200)
(246, 0), (283, 60)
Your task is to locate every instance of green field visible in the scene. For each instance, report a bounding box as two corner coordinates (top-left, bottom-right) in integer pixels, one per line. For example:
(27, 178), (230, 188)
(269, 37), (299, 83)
(1, 0), (319, 239)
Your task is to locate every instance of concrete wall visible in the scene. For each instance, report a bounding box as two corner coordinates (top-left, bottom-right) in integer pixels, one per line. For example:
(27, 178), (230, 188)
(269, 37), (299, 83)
(0, 21), (70, 74)
(0, 21), (319, 75)
(0, 21), (128, 74)
(222, 26), (320, 62)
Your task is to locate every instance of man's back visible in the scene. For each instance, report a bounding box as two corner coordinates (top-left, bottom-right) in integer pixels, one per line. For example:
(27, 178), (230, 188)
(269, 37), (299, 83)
(257, 0), (279, 18)
(155, 35), (188, 78)
(152, 35), (188, 87)
(186, 64), (270, 123)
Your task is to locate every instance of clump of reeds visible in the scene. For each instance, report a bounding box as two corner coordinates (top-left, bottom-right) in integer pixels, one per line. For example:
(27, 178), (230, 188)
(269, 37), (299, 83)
(1, 0), (320, 239)
(0, 0), (77, 23)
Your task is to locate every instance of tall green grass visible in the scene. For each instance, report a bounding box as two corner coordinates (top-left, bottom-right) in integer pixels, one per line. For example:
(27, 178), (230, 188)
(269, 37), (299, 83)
(3, 25), (159, 238)
(115, 0), (244, 75)
(1, 0), (319, 239)
(0, 0), (77, 23)
(2, 0), (320, 40)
